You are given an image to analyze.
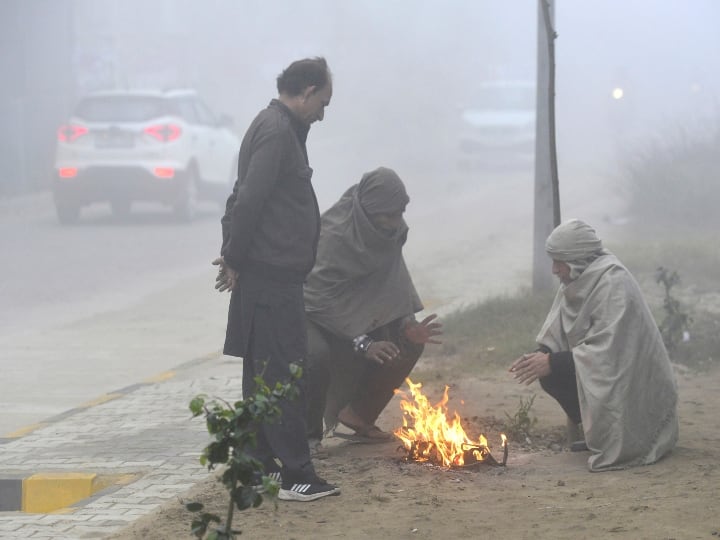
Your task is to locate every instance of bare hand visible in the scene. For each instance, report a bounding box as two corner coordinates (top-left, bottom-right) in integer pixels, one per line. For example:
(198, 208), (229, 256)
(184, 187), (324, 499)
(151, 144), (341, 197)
(212, 257), (238, 292)
(509, 352), (551, 385)
(365, 340), (400, 366)
(404, 314), (443, 345)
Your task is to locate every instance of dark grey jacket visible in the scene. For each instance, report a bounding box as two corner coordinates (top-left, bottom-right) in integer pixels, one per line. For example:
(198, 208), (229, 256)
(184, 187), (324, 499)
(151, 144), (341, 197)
(221, 100), (320, 280)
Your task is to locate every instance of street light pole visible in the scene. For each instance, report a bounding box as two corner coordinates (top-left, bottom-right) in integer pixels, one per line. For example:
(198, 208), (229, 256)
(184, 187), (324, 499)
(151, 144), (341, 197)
(532, 0), (561, 293)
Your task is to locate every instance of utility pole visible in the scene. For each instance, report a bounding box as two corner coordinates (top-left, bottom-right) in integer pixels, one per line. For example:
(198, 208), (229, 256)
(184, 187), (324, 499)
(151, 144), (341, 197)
(532, 0), (561, 292)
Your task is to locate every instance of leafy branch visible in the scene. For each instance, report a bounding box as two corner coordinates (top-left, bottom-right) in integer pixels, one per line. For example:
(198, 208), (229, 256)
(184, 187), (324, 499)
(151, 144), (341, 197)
(186, 364), (301, 539)
(655, 267), (692, 355)
(504, 394), (538, 441)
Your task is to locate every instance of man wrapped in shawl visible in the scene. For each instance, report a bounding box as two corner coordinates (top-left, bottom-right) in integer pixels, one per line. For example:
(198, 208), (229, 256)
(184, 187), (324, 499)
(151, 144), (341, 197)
(509, 219), (678, 471)
(304, 167), (442, 445)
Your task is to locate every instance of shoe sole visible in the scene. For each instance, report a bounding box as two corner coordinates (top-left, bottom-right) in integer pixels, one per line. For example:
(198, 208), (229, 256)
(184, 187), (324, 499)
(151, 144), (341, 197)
(278, 487), (341, 502)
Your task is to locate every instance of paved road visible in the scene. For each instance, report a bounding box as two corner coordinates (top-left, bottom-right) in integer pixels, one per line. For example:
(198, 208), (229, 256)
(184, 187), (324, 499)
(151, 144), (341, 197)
(0, 194), (230, 434)
(0, 193), (223, 338)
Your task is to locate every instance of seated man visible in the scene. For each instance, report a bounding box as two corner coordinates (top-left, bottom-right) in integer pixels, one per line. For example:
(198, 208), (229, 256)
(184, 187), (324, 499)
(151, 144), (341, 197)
(304, 167), (442, 447)
(509, 219), (678, 471)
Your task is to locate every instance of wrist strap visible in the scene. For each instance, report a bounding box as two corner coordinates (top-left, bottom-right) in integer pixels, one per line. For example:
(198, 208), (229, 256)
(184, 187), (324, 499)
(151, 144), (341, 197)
(352, 334), (373, 354)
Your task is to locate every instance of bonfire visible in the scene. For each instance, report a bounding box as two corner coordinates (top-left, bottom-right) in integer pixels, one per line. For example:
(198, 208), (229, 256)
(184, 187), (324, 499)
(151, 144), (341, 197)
(394, 378), (507, 468)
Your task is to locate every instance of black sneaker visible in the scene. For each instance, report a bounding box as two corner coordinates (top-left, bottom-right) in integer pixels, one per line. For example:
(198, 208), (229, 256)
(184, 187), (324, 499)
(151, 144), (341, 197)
(278, 477), (340, 502)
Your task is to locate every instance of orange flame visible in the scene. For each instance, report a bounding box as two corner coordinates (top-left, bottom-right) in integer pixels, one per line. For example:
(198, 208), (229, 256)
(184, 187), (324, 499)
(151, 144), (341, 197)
(394, 378), (504, 467)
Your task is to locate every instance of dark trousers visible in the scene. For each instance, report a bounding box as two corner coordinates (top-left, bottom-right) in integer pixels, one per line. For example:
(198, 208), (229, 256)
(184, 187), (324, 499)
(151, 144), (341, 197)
(305, 319), (423, 439)
(539, 352), (582, 425)
(228, 271), (315, 482)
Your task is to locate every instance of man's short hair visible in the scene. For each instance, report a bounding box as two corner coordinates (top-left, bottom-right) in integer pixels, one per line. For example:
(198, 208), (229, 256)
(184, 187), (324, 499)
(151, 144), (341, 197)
(277, 57), (331, 96)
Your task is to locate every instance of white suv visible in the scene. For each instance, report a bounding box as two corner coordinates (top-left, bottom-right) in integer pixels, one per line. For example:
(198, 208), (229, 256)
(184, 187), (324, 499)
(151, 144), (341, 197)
(456, 80), (535, 171)
(53, 89), (240, 223)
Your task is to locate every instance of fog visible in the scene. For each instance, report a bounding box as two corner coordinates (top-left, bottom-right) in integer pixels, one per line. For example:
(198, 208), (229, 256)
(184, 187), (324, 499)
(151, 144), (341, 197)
(3, 0), (719, 205)
(59, 0), (720, 207)
(0, 1), (718, 432)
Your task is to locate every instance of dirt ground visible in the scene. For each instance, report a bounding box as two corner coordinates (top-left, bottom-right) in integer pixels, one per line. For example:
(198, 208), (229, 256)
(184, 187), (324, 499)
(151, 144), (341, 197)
(109, 358), (720, 540)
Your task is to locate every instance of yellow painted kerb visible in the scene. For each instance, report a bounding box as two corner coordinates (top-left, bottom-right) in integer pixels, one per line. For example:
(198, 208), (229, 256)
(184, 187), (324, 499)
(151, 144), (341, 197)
(3, 423), (49, 438)
(22, 473), (97, 513)
(78, 393), (123, 408)
(21, 473), (139, 514)
(144, 370), (176, 383)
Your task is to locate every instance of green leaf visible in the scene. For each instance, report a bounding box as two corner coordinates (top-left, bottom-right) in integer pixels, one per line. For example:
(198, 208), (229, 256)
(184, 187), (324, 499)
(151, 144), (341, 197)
(191, 519), (208, 538)
(233, 485), (261, 511)
(189, 396), (205, 416)
(203, 513), (222, 524)
(206, 441), (230, 465)
(185, 501), (204, 512)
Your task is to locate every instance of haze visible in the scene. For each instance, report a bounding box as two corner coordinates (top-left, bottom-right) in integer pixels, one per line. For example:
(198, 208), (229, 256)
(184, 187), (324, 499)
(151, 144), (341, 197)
(0, 0), (717, 432)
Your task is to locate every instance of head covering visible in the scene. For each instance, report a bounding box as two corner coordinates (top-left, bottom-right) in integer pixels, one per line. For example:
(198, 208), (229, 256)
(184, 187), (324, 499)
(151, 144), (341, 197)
(357, 167), (409, 215)
(546, 219), (608, 281)
(304, 167), (423, 338)
(546, 219), (604, 261)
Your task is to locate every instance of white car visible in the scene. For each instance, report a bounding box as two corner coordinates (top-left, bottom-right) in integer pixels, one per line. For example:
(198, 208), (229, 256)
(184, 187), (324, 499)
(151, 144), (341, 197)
(456, 80), (535, 171)
(53, 89), (240, 223)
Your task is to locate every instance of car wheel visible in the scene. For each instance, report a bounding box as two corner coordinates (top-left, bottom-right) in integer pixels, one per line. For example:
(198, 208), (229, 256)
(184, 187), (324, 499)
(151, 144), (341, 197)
(174, 168), (198, 222)
(56, 202), (80, 225)
(111, 199), (132, 220)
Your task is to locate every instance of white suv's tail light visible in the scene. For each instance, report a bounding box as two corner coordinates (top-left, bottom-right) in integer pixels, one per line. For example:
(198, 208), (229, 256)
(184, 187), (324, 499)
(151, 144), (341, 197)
(58, 167), (78, 178)
(144, 124), (182, 142)
(57, 125), (89, 142)
(153, 167), (175, 178)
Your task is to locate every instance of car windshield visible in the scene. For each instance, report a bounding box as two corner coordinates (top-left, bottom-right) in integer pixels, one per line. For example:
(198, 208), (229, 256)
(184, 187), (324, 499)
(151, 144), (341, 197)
(74, 96), (173, 122)
(474, 86), (535, 110)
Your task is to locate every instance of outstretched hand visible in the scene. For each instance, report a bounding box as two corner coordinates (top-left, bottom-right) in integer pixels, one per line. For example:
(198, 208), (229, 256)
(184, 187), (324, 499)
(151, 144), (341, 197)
(509, 352), (551, 385)
(404, 314), (443, 345)
(365, 340), (400, 366)
(212, 257), (238, 293)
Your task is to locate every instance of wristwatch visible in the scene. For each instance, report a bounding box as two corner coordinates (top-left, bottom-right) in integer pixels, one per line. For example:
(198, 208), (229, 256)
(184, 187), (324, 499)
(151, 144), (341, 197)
(352, 334), (374, 354)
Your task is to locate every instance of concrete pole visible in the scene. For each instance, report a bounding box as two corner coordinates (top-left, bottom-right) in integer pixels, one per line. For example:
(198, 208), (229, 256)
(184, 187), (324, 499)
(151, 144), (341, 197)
(532, 0), (561, 293)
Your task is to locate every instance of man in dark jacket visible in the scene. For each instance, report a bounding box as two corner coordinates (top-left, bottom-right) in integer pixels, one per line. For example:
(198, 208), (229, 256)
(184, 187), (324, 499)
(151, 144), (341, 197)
(213, 57), (339, 501)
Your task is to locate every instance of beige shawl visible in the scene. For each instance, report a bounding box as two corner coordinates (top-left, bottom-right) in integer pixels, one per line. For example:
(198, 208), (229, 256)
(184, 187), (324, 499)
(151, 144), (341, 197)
(538, 221), (678, 471)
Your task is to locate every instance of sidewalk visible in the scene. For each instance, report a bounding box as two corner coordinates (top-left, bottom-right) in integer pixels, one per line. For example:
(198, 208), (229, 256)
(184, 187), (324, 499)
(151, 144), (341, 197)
(0, 352), (242, 539)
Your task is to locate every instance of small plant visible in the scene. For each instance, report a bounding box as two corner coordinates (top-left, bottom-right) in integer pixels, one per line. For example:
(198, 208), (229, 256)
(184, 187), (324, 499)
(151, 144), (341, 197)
(186, 364), (301, 540)
(504, 394), (538, 441)
(655, 267), (693, 355)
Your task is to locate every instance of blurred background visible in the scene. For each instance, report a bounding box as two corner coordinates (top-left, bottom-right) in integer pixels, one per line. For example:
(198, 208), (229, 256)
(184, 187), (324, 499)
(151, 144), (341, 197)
(1, 0), (718, 433)
(2, 0), (718, 205)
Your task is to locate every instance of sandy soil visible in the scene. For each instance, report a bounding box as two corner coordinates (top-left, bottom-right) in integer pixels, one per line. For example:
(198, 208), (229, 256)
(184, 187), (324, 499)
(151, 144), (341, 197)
(109, 358), (720, 540)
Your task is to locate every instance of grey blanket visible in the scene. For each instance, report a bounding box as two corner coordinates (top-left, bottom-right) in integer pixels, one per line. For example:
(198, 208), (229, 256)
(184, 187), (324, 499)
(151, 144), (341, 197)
(304, 167), (423, 338)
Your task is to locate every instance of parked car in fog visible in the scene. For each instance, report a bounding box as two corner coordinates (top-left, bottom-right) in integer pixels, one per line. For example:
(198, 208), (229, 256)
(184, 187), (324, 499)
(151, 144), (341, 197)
(456, 80), (535, 171)
(52, 89), (240, 224)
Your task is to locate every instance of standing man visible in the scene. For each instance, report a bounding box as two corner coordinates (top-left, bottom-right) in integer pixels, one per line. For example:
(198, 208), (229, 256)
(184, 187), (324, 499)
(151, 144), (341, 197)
(509, 219), (678, 471)
(214, 57), (339, 501)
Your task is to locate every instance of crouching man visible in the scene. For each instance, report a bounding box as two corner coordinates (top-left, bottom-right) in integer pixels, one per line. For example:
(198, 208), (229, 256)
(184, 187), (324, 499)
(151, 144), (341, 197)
(509, 219), (678, 471)
(303, 167), (442, 450)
